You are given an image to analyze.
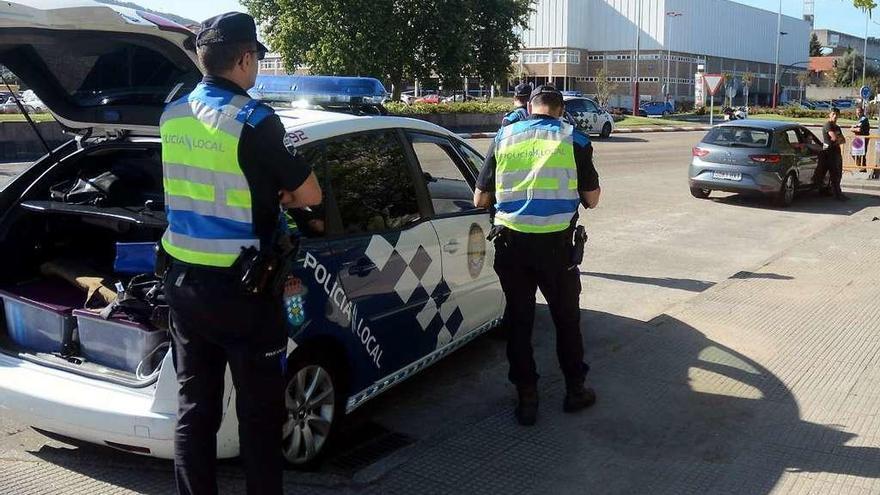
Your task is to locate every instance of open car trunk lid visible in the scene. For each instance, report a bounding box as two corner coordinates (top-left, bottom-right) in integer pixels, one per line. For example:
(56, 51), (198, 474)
(0, 0), (201, 136)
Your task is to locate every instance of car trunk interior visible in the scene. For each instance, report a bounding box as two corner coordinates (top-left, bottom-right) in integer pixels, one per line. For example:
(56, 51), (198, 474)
(0, 142), (169, 386)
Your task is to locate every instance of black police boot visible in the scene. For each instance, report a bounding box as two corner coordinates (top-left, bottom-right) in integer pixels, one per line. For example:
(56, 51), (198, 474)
(563, 385), (597, 413)
(515, 385), (539, 426)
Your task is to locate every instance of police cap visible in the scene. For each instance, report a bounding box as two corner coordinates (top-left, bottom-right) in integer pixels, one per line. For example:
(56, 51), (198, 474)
(529, 84), (563, 104)
(514, 83), (533, 98)
(196, 12), (268, 54)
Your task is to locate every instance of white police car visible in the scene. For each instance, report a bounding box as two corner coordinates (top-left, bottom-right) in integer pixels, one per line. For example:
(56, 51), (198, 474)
(0, 1), (504, 468)
(563, 96), (615, 138)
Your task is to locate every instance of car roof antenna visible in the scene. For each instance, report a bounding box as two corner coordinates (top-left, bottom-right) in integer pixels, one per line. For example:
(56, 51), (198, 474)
(1, 73), (56, 163)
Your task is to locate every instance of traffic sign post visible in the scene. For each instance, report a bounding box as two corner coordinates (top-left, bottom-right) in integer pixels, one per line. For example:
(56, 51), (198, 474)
(703, 74), (725, 125)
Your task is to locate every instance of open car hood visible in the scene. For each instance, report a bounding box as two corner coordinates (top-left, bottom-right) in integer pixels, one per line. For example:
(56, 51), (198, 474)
(0, 1), (202, 136)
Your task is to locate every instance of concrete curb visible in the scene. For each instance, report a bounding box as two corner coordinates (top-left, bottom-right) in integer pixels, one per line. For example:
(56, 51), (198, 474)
(457, 126), (711, 139)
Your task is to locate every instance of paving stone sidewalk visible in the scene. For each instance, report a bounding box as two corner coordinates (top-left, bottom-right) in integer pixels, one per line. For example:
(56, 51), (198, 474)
(3, 209), (880, 494)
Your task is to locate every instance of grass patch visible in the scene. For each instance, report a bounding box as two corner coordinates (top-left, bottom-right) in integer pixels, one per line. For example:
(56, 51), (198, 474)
(614, 115), (701, 128)
(0, 113), (55, 123)
(748, 113), (856, 126)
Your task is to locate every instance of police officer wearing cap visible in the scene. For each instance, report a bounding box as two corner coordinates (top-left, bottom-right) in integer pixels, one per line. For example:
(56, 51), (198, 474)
(501, 82), (533, 127)
(160, 12), (322, 495)
(474, 85), (601, 426)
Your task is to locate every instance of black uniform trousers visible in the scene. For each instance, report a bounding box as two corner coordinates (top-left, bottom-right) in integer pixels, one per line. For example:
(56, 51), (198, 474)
(813, 147), (843, 196)
(164, 262), (288, 495)
(493, 228), (588, 389)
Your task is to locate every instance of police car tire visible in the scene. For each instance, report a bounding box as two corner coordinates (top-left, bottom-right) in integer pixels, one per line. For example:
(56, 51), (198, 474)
(282, 348), (346, 470)
(600, 122), (612, 138)
(689, 186), (711, 199)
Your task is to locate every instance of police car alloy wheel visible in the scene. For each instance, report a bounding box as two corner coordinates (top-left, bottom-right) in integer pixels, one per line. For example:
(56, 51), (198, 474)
(282, 361), (340, 467)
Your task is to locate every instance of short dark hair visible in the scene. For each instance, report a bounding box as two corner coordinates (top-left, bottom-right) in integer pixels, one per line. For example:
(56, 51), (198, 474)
(514, 95), (529, 105)
(830, 107), (840, 115)
(197, 41), (255, 74)
(531, 92), (563, 111)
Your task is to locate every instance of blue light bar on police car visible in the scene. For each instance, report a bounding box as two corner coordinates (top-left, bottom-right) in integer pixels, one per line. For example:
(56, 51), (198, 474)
(249, 75), (388, 105)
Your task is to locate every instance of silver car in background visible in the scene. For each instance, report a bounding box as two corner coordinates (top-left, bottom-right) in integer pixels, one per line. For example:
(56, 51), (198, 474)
(688, 120), (826, 207)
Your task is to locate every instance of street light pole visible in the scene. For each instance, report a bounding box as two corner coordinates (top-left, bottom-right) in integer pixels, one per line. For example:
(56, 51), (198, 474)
(772, 0), (782, 108)
(665, 11), (682, 100)
(632, 0), (642, 117)
(863, 11), (869, 88)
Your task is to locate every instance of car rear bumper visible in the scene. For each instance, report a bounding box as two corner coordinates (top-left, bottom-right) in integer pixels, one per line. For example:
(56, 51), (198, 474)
(689, 160), (783, 195)
(0, 352), (179, 458)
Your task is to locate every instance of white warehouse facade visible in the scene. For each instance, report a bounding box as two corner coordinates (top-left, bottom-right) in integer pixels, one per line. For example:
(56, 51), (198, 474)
(517, 0), (811, 106)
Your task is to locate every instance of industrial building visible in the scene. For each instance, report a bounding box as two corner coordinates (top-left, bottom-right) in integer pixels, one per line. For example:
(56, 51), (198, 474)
(517, 0), (811, 106)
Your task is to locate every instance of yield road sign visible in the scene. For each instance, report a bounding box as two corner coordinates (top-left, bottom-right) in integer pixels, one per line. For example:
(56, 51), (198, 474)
(704, 74), (724, 96)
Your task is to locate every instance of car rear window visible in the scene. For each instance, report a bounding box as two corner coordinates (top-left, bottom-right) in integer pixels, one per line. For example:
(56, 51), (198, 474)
(702, 127), (771, 148)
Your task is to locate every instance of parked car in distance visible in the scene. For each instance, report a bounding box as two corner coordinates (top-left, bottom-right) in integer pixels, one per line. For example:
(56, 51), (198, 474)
(640, 101), (674, 116)
(442, 93), (477, 103)
(399, 90), (416, 104)
(0, 96), (35, 114)
(811, 100), (831, 110)
(414, 93), (441, 104)
(832, 99), (854, 109)
(20, 90), (47, 113)
(688, 120), (828, 207)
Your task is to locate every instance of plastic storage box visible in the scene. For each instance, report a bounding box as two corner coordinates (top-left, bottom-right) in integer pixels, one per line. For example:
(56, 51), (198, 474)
(0, 280), (85, 354)
(73, 309), (167, 373)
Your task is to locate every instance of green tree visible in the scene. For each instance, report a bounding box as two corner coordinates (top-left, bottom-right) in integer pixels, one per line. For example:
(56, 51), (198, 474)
(833, 50), (879, 86)
(810, 33), (822, 57)
(851, 0), (877, 11)
(594, 67), (616, 108)
(741, 72), (754, 106)
(242, 0), (533, 100)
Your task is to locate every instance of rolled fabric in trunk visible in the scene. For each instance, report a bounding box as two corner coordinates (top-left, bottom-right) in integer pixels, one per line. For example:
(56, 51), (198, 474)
(40, 260), (118, 308)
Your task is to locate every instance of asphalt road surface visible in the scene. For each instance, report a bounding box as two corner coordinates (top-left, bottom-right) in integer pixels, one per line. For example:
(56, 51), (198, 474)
(2, 133), (879, 494)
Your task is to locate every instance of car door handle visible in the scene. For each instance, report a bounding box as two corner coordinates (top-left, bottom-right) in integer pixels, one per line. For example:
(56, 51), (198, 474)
(443, 239), (460, 254)
(347, 258), (376, 277)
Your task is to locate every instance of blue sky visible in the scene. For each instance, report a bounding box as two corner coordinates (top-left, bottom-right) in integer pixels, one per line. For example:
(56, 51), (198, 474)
(142, 0), (877, 40)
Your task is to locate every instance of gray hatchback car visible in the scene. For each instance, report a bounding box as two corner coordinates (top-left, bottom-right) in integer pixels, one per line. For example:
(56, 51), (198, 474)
(688, 120), (827, 206)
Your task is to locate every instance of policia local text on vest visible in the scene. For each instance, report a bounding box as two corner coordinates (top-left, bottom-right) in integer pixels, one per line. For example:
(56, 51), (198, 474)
(159, 12), (321, 495)
(474, 85), (601, 427)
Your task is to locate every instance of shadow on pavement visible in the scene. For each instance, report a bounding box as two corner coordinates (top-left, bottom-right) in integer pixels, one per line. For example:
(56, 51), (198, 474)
(580, 271), (715, 292)
(597, 136), (649, 143)
(729, 271), (794, 280)
(710, 190), (880, 215)
(22, 306), (880, 494)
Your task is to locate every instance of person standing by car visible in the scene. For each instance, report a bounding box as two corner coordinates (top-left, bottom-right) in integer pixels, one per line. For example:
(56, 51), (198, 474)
(474, 85), (601, 426)
(812, 107), (848, 201)
(851, 106), (871, 175)
(500, 83), (532, 127)
(160, 13), (321, 495)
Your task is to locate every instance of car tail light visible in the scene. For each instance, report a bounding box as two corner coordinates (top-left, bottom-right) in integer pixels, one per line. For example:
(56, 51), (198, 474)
(692, 147), (710, 157)
(749, 154), (782, 164)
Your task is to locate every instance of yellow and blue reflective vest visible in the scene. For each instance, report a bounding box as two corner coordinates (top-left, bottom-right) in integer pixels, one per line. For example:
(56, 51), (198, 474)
(501, 106), (529, 127)
(493, 118), (585, 234)
(159, 82), (274, 268)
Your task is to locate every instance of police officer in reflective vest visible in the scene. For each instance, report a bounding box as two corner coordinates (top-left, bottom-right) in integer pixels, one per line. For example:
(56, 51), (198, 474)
(160, 13), (321, 495)
(474, 85), (601, 426)
(500, 83), (533, 127)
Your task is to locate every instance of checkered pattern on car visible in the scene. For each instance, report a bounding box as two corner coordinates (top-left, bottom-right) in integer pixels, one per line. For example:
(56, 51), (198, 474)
(364, 230), (464, 348)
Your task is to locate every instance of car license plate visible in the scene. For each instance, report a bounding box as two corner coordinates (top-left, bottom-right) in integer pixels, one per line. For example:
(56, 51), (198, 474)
(712, 171), (742, 181)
